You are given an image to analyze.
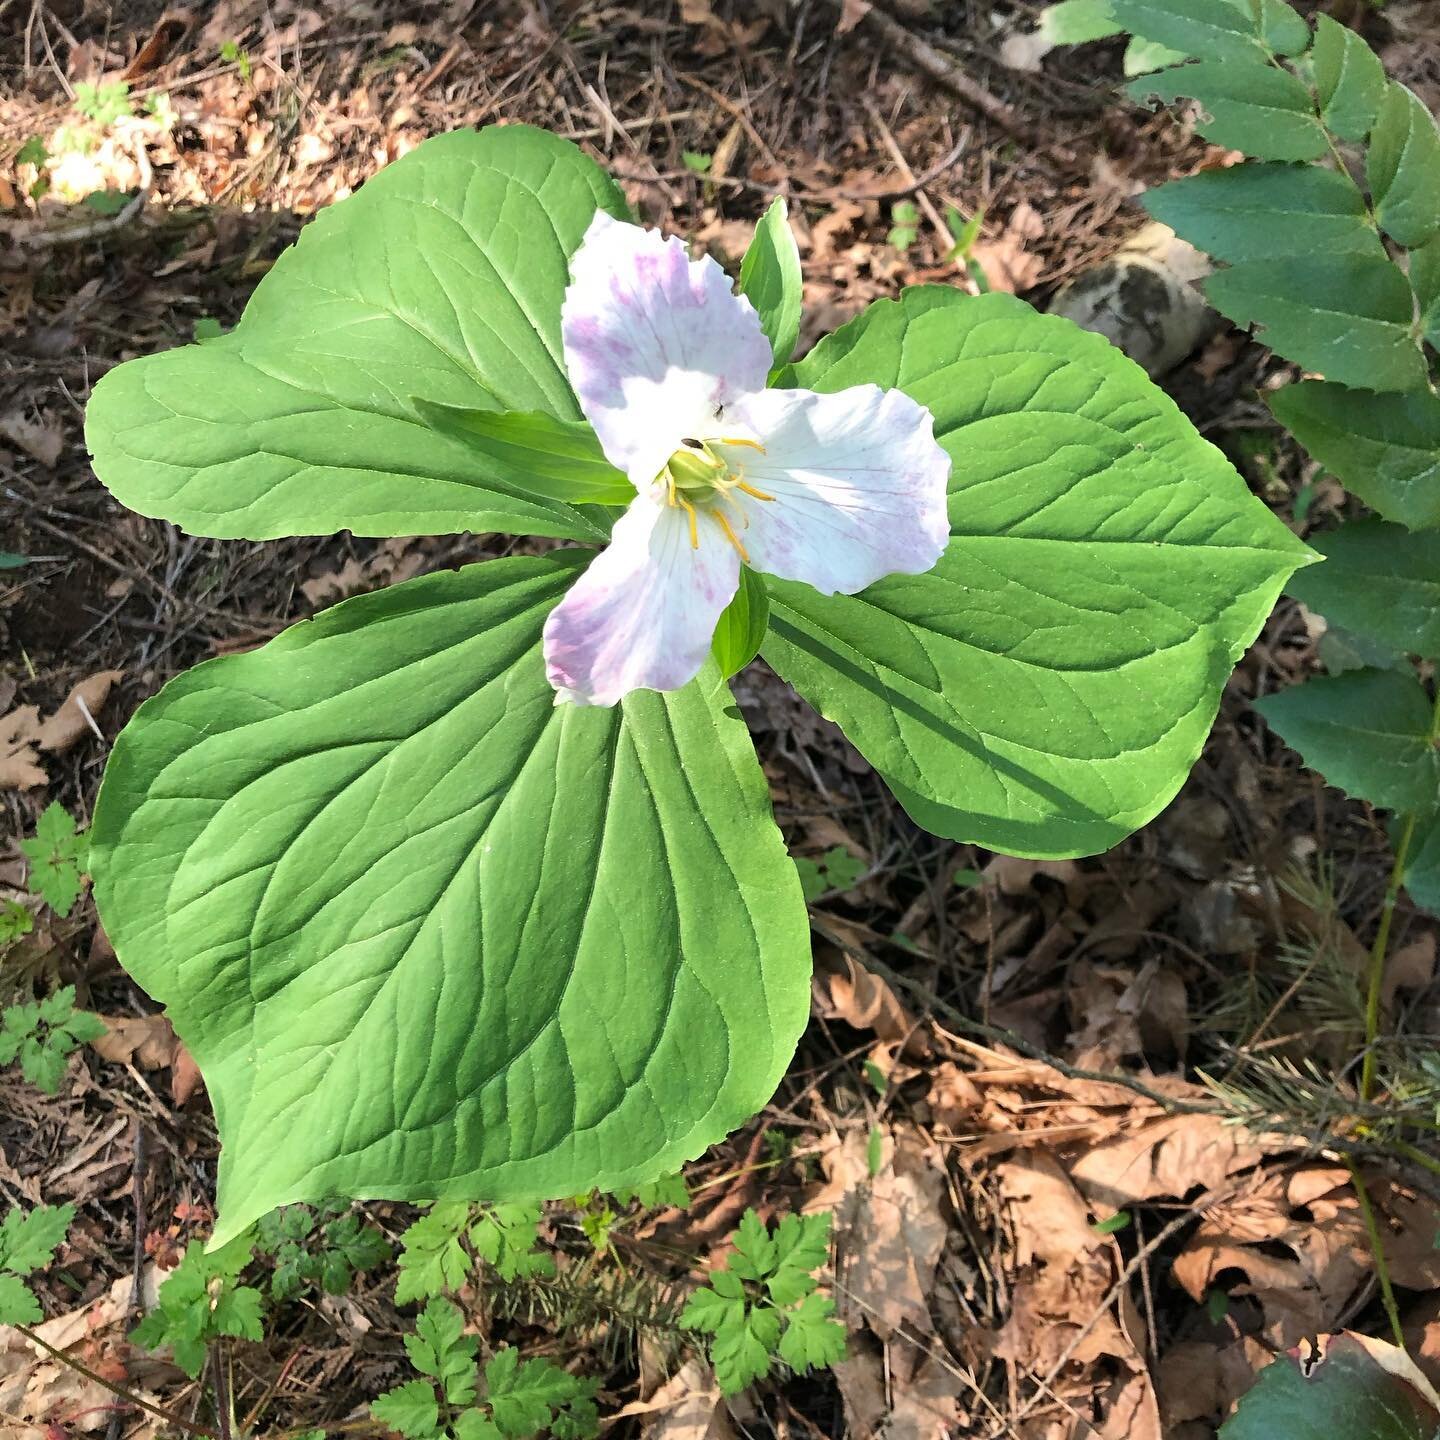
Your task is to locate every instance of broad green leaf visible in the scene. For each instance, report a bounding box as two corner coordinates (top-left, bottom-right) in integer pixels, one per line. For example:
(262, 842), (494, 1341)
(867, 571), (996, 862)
(1288, 520), (1440, 659)
(1268, 383), (1440, 530)
(1205, 254), (1426, 393)
(1220, 1332), (1440, 1440)
(1368, 83), (1440, 250)
(763, 288), (1311, 859)
(409, 403), (633, 508)
(1256, 0), (1309, 57)
(1111, 0), (1264, 63)
(1402, 811), (1440, 916)
(1142, 165), (1381, 263)
(89, 554), (810, 1241)
(1412, 235), (1440, 348)
(1127, 63), (1328, 162)
(1038, 0), (1122, 46)
(1255, 668), (1438, 812)
(1123, 36), (1187, 76)
(1313, 15), (1388, 142)
(85, 127), (628, 543)
(1318, 622), (1408, 678)
(711, 568), (770, 680)
(739, 198), (802, 370)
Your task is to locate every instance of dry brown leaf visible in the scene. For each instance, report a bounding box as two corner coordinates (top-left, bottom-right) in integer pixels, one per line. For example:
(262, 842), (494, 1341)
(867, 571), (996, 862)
(1383, 934), (1436, 1010)
(0, 410), (62, 468)
(171, 1042), (204, 1107)
(834, 1335), (966, 1440)
(813, 1128), (948, 1338)
(90, 1014), (178, 1071)
(0, 1266), (163, 1437)
(837, 0), (873, 32)
(36, 670), (123, 753)
(0, 706), (46, 790)
(627, 1360), (734, 1440)
(1172, 1167), (1370, 1345)
(812, 950), (930, 1056)
(971, 201), (1045, 294)
(1068, 1112), (1264, 1208)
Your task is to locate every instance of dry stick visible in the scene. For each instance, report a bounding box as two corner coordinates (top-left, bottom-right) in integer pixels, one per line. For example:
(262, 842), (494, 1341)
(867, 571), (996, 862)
(105, 1120), (148, 1440)
(15, 1322), (220, 1440)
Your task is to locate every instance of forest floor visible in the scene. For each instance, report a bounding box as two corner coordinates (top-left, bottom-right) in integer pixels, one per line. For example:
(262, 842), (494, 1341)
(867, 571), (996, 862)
(2, 1), (1440, 1438)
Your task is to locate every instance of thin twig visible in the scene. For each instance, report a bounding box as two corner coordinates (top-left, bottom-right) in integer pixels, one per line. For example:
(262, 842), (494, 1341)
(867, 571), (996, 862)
(15, 1323), (220, 1440)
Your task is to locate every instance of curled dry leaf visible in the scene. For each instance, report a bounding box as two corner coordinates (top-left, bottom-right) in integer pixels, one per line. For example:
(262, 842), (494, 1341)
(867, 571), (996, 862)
(970, 201), (1045, 294)
(812, 950), (931, 1057)
(35, 670), (124, 753)
(624, 1359), (735, 1440)
(90, 1013), (203, 1106)
(833, 1334), (965, 1440)
(0, 410), (63, 468)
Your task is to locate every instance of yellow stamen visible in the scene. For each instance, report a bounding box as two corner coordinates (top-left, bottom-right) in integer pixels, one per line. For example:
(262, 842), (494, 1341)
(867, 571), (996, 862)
(677, 493), (700, 549)
(735, 480), (776, 502)
(720, 435), (767, 453)
(713, 508), (750, 563)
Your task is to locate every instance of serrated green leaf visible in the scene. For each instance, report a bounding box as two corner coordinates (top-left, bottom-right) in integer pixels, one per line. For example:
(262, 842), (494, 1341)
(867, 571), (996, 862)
(763, 288), (1310, 859)
(37, 986), (78, 1026)
(1038, 0), (1122, 45)
(1111, 0), (1264, 63)
(1269, 383), (1440, 530)
(485, 1350), (582, 1437)
(1411, 235), (1440, 348)
(1127, 62), (1327, 162)
(1205, 254), (1426, 393)
(1368, 82), (1440, 250)
(0, 1273), (41, 1325)
(1313, 15), (1388, 142)
(372, 1379), (442, 1439)
(470, 1204), (552, 1283)
(409, 1298), (478, 1407)
(778, 1292), (847, 1374)
(58, 1011), (107, 1046)
(1318, 622), (1408, 679)
(680, 1284), (745, 1335)
(730, 1210), (779, 1281)
(0, 1203), (73, 1275)
(90, 554), (810, 1241)
(1288, 521), (1440, 660)
(453, 1413), (503, 1440)
(1142, 165), (1381, 263)
(21, 1036), (68, 1094)
(711, 567), (770, 681)
(396, 1205), (474, 1304)
(767, 1212), (831, 1306)
(84, 127), (628, 544)
(1402, 811), (1440, 916)
(409, 403), (633, 509)
(1256, 668), (1439, 812)
(711, 1308), (780, 1395)
(1219, 1332), (1440, 1440)
(211, 1284), (265, 1341)
(739, 197), (802, 370)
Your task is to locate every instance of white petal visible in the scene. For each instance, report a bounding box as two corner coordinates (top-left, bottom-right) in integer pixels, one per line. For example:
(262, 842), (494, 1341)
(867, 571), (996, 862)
(561, 212), (774, 489)
(719, 386), (952, 594)
(543, 489), (742, 707)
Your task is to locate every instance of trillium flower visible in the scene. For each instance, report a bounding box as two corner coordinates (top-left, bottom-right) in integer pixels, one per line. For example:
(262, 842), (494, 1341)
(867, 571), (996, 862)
(544, 211), (953, 707)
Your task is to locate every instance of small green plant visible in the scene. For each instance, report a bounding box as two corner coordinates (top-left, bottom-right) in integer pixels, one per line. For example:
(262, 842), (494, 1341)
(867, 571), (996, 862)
(372, 1297), (598, 1440)
(613, 1172), (690, 1211)
(0, 900), (34, 944)
(885, 199), (920, 250)
(73, 80), (133, 129)
(130, 1234), (265, 1378)
(0, 1203), (74, 1324)
(942, 204), (990, 291)
(396, 1203), (553, 1305)
(681, 150), (712, 175)
(220, 38), (254, 82)
(793, 845), (865, 901)
(255, 1202), (391, 1300)
(0, 986), (105, 1094)
(20, 803), (88, 917)
(680, 1209), (846, 1394)
(15, 136), (47, 167)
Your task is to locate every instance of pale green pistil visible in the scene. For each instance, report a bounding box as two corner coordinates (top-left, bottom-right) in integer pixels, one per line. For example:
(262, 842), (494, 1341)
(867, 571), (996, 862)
(660, 437), (773, 559)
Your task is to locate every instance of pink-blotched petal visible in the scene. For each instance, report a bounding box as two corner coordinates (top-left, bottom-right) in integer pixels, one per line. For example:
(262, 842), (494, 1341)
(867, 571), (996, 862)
(561, 212), (774, 489)
(543, 490), (742, 706)
(718, 385), (952, 594)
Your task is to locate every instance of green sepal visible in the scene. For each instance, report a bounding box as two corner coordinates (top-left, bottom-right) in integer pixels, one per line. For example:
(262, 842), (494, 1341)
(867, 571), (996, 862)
(739, 197), (802, 372)
(712, 569), (771, 680)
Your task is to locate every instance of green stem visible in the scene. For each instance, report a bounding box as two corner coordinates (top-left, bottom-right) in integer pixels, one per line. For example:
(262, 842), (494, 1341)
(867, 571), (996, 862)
(1346, 1159), (1406, 1349)
(1360, 810), (1415, 1104)
(15, 1323), (220, 1439)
